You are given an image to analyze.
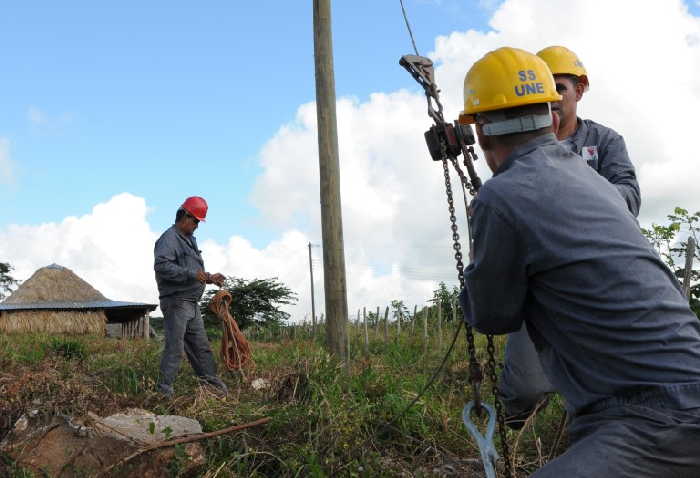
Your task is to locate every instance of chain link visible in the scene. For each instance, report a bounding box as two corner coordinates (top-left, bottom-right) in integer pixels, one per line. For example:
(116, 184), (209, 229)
(441, 159), (482, 399)
(445, 156), (513, 478)
(487, 336), (514, 477)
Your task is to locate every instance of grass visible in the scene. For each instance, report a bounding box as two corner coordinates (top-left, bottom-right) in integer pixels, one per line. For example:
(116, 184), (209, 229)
(0, 326), (568, 477)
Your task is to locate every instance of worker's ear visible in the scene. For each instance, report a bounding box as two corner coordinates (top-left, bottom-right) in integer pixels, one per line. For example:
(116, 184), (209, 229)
(552, 109), (560, 136)
(575, 81), (585, 101)
(475, 123), (492, 152)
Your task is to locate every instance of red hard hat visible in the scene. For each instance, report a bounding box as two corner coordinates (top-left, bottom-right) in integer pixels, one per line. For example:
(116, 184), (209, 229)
(181, 196), (208, 221)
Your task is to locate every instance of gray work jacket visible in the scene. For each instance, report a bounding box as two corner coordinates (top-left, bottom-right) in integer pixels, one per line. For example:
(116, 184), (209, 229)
(562, 118), (641, 216)
(460, 133), (700, 414)
(154, 225), (206, 301)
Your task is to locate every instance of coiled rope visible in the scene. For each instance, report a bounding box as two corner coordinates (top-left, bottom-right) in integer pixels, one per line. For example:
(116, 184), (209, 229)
(208, 289), (253, 374)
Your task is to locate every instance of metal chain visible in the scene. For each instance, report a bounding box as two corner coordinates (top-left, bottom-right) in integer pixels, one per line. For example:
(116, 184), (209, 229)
(487, 335), (513, 478)
(401, 51), (512, 477)
(441, 159), (483, 406)
(448, 155), (513, 478)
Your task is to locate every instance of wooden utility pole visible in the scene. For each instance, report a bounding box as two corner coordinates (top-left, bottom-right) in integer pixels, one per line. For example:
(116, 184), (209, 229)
(313, 0), (348, 359)
(308, 242), (317, 336)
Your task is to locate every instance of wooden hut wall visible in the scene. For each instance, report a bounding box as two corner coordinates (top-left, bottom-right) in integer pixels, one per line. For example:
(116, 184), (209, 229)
(120, 314), (149, 340)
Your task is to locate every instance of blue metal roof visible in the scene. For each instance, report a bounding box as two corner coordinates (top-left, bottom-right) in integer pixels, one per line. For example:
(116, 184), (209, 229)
(0, 300), (157, 312)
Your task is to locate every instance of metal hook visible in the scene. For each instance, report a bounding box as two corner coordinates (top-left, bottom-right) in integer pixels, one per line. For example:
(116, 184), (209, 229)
(463, 401), (499, 478)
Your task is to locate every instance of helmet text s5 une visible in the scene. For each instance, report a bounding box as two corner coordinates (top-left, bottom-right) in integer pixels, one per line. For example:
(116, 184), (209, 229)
(459, 47), (561, 136)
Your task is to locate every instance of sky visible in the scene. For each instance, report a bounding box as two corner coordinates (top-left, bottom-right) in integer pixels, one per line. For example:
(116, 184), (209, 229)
(2, 0), (700, 321)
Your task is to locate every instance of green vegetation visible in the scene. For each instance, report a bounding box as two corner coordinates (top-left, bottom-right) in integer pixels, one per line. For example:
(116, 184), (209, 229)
(200, 276), (298, 331)
(641, 207), (700, 316)
(0, 262), (18, 301)
(0, 328), (566, 477)
(45, 337), (87, 361)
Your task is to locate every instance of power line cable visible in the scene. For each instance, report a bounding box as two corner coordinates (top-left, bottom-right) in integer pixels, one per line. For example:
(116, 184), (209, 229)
(399, 0), (420, 56)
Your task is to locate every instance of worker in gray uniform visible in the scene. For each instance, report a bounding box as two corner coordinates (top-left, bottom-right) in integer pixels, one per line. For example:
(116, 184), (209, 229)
(154, 196), (228, 398)
(499, 45), (643, 426)
(538, 45), (640, 216)
(458, 47), (700, 476)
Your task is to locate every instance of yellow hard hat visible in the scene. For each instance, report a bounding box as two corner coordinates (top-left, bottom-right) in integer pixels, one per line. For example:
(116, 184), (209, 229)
(459, 47), (561, 125)
(536, 45), (589, 90)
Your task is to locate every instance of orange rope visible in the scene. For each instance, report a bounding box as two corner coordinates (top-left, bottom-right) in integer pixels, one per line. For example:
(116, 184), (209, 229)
(208, 290), (253, 371)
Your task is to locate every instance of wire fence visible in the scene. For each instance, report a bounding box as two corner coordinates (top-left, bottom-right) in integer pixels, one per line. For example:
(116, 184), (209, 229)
(245, 300), (468, 362)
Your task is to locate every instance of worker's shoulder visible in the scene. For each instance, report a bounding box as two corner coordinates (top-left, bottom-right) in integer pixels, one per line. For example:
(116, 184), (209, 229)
(581, 118), (624, 142)
(474, 173), (523, 217)
(155, 225), (178, 245)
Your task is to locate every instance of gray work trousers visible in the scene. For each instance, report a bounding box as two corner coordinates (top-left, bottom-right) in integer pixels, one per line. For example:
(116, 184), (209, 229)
(157, 297), (223, 395)
(500, 323), (555, 418)
(533, 404), (700, 477)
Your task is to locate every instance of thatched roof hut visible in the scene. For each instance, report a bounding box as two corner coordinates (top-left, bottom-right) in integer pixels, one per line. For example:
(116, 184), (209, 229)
(0, 264), (156, 336)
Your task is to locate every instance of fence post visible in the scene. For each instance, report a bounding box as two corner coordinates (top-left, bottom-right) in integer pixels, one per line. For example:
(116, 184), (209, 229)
(423, 307), (428, 356)
(384, 306), (389, 343)
(437, 300), (442, 349)
(397, 308), (402, 339)
(346, 320), (351, 366)
(375, 306), (380, 341)
(411, 305), (417, 335)
(683, 236), (696, 299)
(363, 307), (369, 355)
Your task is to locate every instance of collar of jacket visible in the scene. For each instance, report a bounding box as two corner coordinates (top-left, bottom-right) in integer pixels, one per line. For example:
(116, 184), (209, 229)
(172, 225), (199, 252)
(567, 117), (588, 152)
(493, 132), (559, 176)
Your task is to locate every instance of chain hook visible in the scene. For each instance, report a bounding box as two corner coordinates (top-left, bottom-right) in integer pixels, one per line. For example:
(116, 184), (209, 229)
(463, 401), (499, 478)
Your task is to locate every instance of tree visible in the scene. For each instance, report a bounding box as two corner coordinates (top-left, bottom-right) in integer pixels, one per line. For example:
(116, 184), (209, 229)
(430, 281), (461, 320)
(0, 262), (18, 301)
(200, 276), (298, 330)
(390, 299), (409, 323)
(641, 207), (700, 317)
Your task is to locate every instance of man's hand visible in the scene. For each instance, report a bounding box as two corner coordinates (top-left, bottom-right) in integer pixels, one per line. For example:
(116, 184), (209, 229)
(196, 270), (208, 283)
(210, 273), (225, 287)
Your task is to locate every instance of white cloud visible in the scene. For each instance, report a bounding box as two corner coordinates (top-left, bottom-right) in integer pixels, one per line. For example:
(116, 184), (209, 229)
(252, 92), (468, 315)
(0, 194), (158, 304)
(0, 138), (15, 185)
(0, 193), (437, 322)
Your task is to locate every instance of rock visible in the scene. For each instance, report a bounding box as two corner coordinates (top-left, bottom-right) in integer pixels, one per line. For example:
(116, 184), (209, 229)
(1, 409), (206, 477)
(93, 408), (202, 444)
(251, 378), (271, 390)
(13, 415), (28, 432)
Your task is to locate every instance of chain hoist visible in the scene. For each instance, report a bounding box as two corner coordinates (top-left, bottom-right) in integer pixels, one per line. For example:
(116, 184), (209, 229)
(400, 54), (513, 478)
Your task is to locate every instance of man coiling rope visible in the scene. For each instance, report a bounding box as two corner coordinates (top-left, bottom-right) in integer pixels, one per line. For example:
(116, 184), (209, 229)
(209, 290), (253, 372)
